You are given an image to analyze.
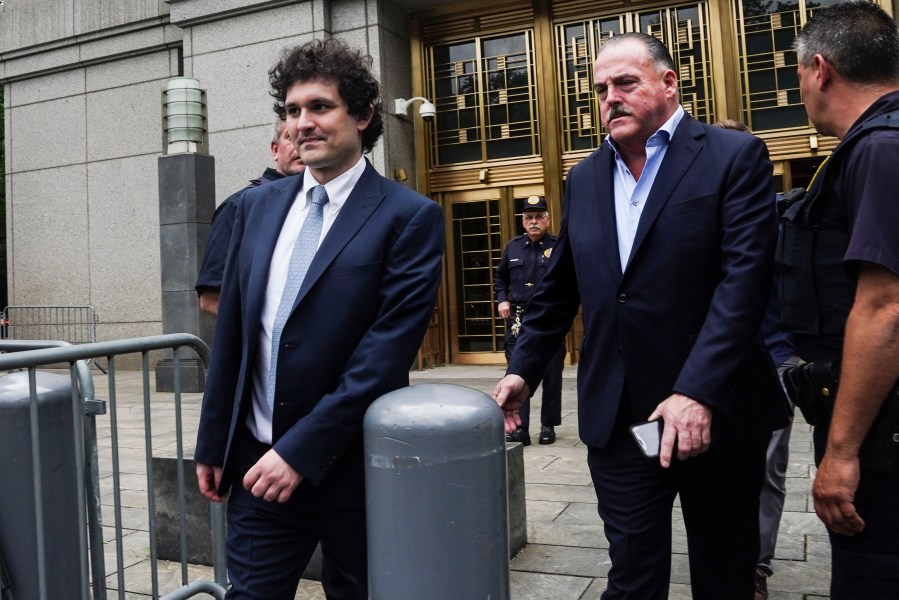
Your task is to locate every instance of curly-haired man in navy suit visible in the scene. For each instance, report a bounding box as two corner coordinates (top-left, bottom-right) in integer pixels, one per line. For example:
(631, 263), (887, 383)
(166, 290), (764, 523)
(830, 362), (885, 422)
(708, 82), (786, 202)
(195, 39), (444, 600)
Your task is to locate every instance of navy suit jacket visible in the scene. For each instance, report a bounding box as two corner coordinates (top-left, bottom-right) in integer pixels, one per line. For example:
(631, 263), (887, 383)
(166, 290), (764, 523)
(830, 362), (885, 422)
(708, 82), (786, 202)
(508, 113), (789, 449)
(195, 160), (444, 509)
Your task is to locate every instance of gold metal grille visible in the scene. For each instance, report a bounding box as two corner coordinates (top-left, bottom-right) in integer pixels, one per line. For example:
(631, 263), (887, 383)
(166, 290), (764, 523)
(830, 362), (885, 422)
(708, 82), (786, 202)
(451, 199), (504, 353)
(425, 30), (540, 166)
(734, 0), (808, 132)
(556, 2), (716, 154)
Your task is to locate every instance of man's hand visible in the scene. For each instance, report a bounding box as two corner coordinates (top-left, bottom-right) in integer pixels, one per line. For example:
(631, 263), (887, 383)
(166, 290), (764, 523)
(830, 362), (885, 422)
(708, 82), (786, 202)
(198, 290), (220, 316)
(498, 301), (511, 319)
(648, 393), (712, 468)
(813, 451), (865, 535)
(196, 462), (225, 503)
(492, 374), (531, 433)
(243, 448), (303, 503)
(809, 263), (899, 536)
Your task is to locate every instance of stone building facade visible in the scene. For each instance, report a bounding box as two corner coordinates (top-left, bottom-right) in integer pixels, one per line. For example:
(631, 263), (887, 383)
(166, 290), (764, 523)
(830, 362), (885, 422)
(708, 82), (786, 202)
(0, 0), (438, 345)
(3, 0), (897, 366)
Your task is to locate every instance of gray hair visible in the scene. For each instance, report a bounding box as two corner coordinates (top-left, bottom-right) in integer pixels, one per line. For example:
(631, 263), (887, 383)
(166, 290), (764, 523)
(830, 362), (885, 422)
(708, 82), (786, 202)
(599, 32), (676, 74)
(793, 1), (899, 84)
(272, 118), (286, 143)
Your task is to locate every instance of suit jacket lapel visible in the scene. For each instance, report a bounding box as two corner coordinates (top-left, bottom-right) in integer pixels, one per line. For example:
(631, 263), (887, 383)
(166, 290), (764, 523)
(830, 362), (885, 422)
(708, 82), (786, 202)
(624, 114), (703, 271)
(245, 177), (302, 333)
(593, 145), (623, 284)
(290, 160), (384, 312)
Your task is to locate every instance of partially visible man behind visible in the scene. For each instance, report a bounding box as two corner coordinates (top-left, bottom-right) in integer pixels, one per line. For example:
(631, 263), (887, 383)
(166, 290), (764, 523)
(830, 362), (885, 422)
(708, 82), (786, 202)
(713, 118), (800, 600)
(494, 195), (565, 446)
(195, 118), (305, 316)
(781, 2), (899, 596)
(493, 32), (788, 599)
(194, 39), (444, 599)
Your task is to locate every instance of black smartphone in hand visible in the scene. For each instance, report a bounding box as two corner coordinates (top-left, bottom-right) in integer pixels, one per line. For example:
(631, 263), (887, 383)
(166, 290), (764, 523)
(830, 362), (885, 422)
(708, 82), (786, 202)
(630, 419), (663, 458)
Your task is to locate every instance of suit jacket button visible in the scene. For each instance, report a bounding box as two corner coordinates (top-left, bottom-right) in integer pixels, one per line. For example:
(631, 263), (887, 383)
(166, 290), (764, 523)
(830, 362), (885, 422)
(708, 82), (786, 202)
(617, 293), (628, 303)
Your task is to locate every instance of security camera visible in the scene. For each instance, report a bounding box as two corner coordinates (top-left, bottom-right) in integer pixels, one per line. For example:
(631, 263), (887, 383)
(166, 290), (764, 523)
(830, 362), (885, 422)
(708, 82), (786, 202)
(418, 101), (437, 122)
(394, 97), (436, 123)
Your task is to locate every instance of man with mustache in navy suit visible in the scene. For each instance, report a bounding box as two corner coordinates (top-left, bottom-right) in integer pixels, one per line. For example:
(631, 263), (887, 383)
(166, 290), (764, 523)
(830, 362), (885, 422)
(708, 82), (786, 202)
(494, 32), (788, 599)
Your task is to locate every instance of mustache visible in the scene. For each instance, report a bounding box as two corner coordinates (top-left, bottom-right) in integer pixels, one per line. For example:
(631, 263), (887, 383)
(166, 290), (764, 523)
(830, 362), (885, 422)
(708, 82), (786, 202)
(608, 106), (632, 120)
(297, 134), (324, 143)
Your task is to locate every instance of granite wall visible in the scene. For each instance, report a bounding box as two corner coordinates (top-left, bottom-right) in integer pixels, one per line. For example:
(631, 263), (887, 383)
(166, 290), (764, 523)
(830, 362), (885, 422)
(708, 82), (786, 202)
(0, 0), (424, 356)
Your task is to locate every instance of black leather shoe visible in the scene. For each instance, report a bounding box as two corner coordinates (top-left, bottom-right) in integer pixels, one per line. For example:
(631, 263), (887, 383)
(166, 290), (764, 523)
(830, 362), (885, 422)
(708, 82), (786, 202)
(538, 426), (556, 445)
(506, 428), (530, 446)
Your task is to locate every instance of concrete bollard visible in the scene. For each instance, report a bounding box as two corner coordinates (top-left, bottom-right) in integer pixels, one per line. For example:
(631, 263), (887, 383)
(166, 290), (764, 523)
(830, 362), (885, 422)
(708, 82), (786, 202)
(0, 371), (83, 600)
(364, 383), (510, 600)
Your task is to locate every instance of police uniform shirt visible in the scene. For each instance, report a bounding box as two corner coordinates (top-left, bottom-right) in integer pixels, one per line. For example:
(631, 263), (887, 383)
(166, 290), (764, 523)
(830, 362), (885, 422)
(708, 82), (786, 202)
(495, 232), (558, 307)
(793, 91), (899, 361)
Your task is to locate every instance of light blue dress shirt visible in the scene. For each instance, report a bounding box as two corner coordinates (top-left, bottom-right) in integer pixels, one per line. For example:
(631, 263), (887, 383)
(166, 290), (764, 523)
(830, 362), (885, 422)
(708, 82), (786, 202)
(607, 105), (685, 271)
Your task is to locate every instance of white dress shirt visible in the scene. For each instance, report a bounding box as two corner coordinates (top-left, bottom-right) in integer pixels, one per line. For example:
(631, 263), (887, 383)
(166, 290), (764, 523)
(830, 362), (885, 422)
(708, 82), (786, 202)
(247, 156), (368, 444)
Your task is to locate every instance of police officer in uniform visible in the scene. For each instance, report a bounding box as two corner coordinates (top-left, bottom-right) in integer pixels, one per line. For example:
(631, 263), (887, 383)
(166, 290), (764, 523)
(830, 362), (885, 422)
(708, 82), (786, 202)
(780, 3), (899, 596)
(196, 118), (305, 316)
(495, 195), (565, 446)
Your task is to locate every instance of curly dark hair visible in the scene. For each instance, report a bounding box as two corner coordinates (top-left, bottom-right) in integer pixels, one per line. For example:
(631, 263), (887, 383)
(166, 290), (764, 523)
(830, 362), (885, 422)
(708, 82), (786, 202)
(269, 39), (384, 154)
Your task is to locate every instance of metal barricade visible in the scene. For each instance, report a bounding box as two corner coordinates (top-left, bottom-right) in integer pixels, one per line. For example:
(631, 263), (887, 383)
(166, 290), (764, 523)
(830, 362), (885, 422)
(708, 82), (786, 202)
(0, 334), (227, 600)
(2, 305), (105, 372)
(3, 305), (99, 344)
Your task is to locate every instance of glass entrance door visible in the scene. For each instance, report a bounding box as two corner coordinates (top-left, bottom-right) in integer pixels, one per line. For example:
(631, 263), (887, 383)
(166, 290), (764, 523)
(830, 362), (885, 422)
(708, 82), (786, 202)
(445, 185), (544, 364)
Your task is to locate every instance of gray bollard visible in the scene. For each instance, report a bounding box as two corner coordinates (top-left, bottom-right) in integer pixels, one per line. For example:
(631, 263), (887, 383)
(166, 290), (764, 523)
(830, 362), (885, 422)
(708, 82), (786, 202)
(364, 383), (510, 600)
(0, 371), (83, 600)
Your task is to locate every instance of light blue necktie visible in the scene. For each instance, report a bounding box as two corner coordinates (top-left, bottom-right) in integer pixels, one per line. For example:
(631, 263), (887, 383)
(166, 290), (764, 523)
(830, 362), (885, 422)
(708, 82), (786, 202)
(265, 185), (329, 409)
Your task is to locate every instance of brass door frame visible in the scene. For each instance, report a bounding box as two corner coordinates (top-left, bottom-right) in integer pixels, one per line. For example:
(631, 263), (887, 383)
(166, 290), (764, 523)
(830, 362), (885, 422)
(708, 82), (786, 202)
(443, 184), (545, 364)
(410, 0), (741, 365)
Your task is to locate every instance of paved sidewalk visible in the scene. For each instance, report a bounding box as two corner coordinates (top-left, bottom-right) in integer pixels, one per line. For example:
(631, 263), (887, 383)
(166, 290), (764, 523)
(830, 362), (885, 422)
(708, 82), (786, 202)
(90, 363), (830, 599)
(409, 365), (831, 600)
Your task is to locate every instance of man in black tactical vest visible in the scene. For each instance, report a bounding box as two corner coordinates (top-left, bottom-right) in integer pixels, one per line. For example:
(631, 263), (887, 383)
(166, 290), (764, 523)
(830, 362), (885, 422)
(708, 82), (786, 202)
(780, 3), (899, 596)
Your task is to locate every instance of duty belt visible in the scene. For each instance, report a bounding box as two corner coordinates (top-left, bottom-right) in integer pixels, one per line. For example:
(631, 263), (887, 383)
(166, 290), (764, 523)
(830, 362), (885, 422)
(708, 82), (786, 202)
(509, 304), (525, 338)
(783, 359), (899, 474)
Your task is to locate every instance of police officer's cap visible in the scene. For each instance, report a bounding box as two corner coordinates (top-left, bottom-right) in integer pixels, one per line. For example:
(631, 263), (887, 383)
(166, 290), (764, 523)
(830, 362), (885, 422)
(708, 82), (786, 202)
(522, 195), (548, 212)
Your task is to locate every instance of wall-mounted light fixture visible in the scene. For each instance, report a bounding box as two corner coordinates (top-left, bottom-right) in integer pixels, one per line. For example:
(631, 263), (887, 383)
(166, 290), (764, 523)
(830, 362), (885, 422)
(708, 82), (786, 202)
(162, 77), (208, 155)
(394, 97), (437, 123)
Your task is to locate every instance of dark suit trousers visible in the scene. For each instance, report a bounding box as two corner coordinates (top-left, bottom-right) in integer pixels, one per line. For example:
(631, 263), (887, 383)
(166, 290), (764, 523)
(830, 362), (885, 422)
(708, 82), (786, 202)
(505, 343), (565, 430)
(224, 430), (367, 600)
(586, 402), (768, 600)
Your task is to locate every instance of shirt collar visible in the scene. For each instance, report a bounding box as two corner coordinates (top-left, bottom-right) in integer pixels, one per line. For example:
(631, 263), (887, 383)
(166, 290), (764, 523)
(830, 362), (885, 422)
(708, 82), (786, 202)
(262, 167), (284, 181)
(300, 155), (367, 211)
(845, 90), (899, 138)
(604, 105), (685, 157)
